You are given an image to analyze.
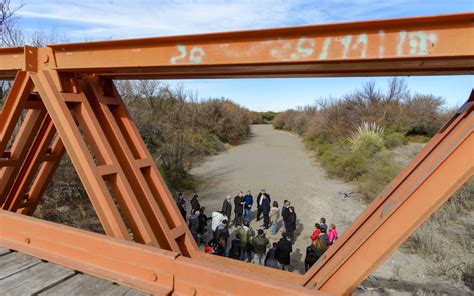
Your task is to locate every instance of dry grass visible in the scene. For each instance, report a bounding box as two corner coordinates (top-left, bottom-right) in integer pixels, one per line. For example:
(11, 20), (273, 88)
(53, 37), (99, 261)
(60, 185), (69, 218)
(404, 178), (474, 284)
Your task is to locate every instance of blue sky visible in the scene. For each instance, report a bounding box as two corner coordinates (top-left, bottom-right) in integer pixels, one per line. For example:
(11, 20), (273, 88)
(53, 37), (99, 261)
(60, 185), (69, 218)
(12, 0), (474, 111)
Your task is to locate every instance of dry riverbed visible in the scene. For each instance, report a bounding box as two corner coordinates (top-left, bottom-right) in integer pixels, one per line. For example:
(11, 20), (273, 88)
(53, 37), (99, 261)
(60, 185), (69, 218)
(190, 124), (469, 295)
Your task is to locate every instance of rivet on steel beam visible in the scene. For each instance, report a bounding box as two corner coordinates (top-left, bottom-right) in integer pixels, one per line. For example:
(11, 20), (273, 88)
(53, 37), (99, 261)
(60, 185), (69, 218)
(151, 273), (158, 282)
(43, 55), (50, 64)
(25, 237), (30, 244)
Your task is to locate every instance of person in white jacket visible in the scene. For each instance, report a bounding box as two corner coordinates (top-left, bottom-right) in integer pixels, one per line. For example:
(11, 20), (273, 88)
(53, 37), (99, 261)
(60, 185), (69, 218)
(211, 211), (228, 232)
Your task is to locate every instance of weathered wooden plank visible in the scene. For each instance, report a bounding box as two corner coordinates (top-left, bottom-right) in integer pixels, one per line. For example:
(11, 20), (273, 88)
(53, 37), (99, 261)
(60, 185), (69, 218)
(39, 273), (149, 296)
(0, 262), (75, 295)
(0, 252), (41, 280)
(0, 247), (11, 256)
(123, 288), (151, 296)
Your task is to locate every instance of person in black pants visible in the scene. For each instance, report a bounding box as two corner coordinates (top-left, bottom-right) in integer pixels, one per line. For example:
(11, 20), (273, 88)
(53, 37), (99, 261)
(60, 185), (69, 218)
(261, 194), (271, 228)
(274, 232), (292, 270)
(176, 192), (187, 222)
(256, 190), (271, 221)
(234, 192), (244, 226)
(285, 206), (297, 243)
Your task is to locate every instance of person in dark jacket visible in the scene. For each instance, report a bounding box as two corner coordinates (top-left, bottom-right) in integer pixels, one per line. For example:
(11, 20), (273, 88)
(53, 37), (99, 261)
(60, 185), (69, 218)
(274, 232), (292, 270)
(319, 217), (328, 232)
(228, 233), (242, 260)
(190, 194), (201, 214)
(261, 194), (271, 229)
(285, 206), (297, 243)
(304, 244), (318, 271)
(281, 200), (290, 230)
(251, 229), (269, 265)
(188, 210), (200, 243)
(256, 190), (271, 221)
(221, 196), (232, 223)
(265, 242), (279, 269)
(176, 192), (187, 222)
(234, 192), (244, 226)
(208, 235), (226, 256)
(214, 220), (230, 246)
(243, 190), (253, 222)
(197, 207), (211, 242)
(318, 227), (329, 246)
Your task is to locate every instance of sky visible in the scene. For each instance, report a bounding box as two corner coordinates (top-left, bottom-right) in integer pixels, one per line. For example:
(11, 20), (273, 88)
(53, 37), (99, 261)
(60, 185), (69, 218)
(11, 0), (474, 111)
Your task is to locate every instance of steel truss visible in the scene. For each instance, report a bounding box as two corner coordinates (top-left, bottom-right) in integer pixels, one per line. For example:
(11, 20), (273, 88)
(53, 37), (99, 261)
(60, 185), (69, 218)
(0, 12), (473, 295)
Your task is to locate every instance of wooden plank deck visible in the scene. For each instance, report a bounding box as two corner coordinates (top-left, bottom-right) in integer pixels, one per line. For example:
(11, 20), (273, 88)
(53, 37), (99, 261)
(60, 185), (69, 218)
(0, 248), (150, 296)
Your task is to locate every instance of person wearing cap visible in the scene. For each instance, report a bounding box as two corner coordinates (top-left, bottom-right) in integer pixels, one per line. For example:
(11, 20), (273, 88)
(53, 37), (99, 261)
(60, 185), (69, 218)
(251, 229), (269, 265)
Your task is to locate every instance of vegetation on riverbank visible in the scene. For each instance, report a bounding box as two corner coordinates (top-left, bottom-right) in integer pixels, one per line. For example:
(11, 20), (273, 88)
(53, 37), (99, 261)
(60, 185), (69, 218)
(119, 81), (252, 190)
(273, 78), (473, 288)
(33, 81), (252, 231)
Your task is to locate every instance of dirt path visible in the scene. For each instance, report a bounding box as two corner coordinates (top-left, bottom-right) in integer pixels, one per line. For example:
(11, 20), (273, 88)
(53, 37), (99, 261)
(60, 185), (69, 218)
(191, 124), (364, 273)
(190, 125), (470, 294)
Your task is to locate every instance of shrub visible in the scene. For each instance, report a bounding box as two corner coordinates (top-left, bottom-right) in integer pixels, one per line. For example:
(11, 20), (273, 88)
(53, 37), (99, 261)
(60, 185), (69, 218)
(356, 151), (400, 202)
(384, 132), (408, 148)
(348, 122), (385, 157)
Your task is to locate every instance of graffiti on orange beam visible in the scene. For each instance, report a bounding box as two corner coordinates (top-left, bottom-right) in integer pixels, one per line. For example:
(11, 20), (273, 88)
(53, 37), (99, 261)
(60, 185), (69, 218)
(169, 30), (439, 65)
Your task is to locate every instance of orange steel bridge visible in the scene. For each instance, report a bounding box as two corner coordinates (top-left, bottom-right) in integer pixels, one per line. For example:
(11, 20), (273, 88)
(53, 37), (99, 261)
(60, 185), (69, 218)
(0, 12), (473, 295)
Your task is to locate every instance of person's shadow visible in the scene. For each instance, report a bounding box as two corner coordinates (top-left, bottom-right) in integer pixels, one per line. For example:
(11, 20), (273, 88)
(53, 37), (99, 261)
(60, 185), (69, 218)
(289, 248), (304, 273)
(294, 220), (304, 241)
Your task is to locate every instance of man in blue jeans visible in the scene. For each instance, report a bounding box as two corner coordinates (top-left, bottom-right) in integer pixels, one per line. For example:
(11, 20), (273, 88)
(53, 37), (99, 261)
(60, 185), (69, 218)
(243, 190), (253, 222)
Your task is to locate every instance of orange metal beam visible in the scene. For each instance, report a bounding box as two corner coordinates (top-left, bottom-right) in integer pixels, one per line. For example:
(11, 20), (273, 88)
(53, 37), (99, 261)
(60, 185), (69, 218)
(1, 13), (473, 79)
(0, 210), (323, 296)
(303, 92), (474, 294)
(1, 12), (473, 296)
(0, 47), (24, 79)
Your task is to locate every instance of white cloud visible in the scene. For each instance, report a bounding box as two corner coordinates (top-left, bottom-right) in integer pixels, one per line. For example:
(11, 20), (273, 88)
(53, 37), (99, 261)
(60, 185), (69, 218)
(15, 0), (419, 41)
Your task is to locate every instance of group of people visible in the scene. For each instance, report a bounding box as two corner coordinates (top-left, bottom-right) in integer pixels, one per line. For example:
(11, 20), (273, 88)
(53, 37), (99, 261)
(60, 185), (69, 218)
(304, 217), (339, 271)
(176, 190), (338, 272)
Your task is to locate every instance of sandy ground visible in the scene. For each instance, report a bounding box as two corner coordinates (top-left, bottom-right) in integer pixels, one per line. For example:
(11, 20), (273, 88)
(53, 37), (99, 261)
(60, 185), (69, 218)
(189, 125), (468, 294)
(191, 125), (362, 271)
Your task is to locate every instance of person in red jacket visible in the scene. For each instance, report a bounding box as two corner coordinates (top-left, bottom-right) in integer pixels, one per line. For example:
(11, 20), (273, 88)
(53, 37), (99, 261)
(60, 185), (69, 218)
(310, 223), (321, 242)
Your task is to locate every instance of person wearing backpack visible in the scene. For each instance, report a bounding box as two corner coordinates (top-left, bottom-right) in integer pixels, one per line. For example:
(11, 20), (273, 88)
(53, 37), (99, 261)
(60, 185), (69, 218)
(319, 227), (329, 246)
(252, 229), (269, 265)
(313, 228), (329, 260)
(328, 223), (338, 246)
